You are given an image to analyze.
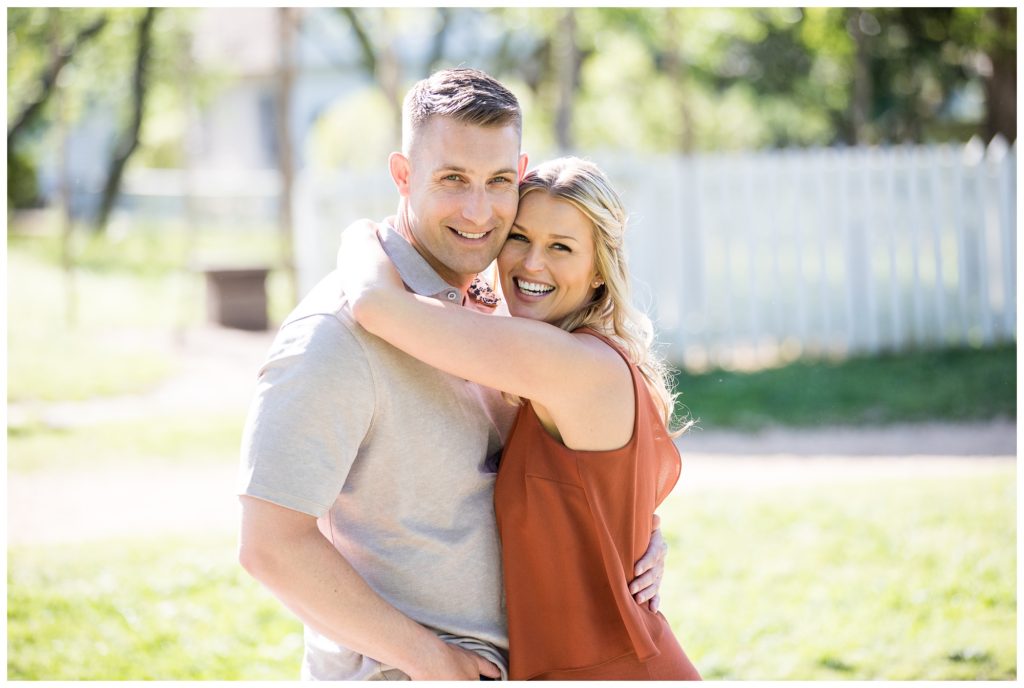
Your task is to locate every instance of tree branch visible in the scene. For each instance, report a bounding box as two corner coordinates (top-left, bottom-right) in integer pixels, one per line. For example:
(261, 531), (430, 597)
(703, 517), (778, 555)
(7, 13), (107, 150)
(338, 8), (376, 75)
(93, 7), (158, 233)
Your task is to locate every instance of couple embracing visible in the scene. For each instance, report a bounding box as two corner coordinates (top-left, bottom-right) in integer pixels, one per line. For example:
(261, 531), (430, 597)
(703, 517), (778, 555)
(238, 68), (700, 681)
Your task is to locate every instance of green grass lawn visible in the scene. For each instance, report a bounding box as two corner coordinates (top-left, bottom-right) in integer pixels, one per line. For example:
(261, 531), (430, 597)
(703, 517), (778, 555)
(7, 536), (302, 680)
(7, 469), (1015, 680)
(672, 344), (1016, 430)
(7, 412), (247, 473)
(7, 219), (293, 403)
(7, 253), (181, 402)
(658, 468), (1016, 680)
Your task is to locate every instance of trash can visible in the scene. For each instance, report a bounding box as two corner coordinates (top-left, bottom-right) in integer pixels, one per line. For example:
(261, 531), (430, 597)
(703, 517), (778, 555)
(202, 266), (270, 331)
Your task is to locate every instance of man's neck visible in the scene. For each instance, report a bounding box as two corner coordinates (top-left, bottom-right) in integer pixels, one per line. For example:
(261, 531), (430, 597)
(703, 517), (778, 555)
(390, 210), (475, 296)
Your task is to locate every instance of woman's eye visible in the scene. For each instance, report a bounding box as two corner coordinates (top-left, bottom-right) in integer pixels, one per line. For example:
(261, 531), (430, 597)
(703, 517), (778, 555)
(553, 243), (571, 252)
(507, 233), (528, 242)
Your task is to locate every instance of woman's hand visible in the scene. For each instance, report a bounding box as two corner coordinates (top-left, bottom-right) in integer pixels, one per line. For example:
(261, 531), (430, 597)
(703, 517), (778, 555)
(629, 514), (668, 612)
(336, 219), (406, 319)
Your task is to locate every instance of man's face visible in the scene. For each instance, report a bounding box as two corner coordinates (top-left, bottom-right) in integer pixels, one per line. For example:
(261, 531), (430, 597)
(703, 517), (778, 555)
(394, 117), (527, 288)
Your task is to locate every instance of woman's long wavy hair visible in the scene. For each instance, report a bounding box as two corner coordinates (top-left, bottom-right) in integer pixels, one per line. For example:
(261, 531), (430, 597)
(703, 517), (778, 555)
(514, 157), (689, 438)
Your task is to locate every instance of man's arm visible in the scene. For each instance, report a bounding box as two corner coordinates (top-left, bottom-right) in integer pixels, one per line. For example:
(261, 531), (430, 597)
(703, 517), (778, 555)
(630, 515), (668, 612)
(238, 496), (499, 680)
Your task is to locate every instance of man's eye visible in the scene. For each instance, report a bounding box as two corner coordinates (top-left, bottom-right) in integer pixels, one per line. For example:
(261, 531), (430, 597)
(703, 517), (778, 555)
(490, 176), (512, 184)
(443, 174), (462, 182)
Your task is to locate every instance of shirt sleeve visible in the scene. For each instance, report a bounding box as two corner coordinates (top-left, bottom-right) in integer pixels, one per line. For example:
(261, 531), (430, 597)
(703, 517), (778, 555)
(238, 313), (376, 517)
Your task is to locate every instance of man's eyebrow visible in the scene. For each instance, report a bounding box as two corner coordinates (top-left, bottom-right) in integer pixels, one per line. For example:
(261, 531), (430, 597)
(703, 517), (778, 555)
(437, 165), (518, 176)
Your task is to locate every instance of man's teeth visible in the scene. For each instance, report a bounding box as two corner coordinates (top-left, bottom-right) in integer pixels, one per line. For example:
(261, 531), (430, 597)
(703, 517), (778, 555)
(516, 279), (554, 295)
(454, 228), (488, 239)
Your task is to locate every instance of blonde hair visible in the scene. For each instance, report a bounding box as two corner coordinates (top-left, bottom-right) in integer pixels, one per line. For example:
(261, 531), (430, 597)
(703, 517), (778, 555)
(517, 157), (689, 438)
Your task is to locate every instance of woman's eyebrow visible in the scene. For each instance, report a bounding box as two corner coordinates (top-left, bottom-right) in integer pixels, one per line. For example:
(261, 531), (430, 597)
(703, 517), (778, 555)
(510, 224), (580, 244)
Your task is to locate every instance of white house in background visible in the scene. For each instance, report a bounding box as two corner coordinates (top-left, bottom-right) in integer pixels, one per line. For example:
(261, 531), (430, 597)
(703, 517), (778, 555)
(188, 6), (372, 173)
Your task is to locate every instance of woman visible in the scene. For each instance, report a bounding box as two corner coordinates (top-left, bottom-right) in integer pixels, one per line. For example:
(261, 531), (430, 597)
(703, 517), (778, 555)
(340, 157), (700, 680)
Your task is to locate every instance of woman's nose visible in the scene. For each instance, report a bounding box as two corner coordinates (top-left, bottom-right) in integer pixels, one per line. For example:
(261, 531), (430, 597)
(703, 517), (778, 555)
(521, 245), (545, 272)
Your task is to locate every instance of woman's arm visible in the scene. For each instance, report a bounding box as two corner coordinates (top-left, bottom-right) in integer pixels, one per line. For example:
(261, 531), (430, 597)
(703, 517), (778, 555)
(336, 221), (628, 412)
(337, 221), (664, 605)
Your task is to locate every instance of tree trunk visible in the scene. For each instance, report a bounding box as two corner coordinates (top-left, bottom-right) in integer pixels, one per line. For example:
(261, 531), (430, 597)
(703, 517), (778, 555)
(425, 8), (452, 74)
(664, 10), (695, 153)
(276, 7), (298, 306)
(983, 7), (1016, 143)
(338, 8), (403, 137)
(176, 25), (200, 343)
(52, 11), (77, 328)
(553, 9), (579, 152)
(849, 9), (873, 145)
(92, 7), (157, 233)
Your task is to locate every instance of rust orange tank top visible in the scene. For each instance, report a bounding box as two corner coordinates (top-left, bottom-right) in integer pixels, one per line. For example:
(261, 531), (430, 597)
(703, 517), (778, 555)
(493, 328), (692, 680)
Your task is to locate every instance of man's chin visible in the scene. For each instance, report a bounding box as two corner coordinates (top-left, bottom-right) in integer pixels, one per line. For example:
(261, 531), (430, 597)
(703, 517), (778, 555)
(443, 248), (502, 276)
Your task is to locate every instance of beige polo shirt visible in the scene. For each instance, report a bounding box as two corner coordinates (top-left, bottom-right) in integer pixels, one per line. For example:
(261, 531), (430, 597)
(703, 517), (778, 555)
(238, 224), (516, 679)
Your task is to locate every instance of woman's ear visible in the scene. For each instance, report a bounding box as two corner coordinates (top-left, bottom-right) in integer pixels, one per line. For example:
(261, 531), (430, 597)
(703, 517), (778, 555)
(389, 152), (412, 197)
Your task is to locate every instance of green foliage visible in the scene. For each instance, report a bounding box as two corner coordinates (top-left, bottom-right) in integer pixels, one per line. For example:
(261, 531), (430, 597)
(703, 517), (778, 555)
(659, 469), (1016, 679)
(7, 536), (303, 680)
(673, 345), (1016, 430)
(487, 7), (1012, 151)
(8, 5), (1017, 196)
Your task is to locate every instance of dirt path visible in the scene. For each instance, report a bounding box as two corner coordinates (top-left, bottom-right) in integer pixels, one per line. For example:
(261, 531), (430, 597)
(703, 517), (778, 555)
(6, 326), (1016, 546)
(9, 425), (1014, 547)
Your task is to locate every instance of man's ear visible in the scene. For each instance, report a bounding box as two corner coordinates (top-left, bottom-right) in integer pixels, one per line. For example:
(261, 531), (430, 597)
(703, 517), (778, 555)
(517, 153), (529, 181)
(389, 152), (412, 197)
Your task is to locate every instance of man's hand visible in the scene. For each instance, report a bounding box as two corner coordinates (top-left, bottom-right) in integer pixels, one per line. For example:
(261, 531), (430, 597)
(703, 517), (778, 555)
(629, 514), (668, 612)
(409, 641), (501, 680)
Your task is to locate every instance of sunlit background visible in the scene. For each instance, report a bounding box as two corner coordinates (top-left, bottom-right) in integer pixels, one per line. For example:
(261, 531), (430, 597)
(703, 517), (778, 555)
(6, 7), (1016, 680)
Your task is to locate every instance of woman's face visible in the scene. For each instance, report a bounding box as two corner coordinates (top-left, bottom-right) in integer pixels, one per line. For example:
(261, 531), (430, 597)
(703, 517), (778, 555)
(498, 191), (601, 324)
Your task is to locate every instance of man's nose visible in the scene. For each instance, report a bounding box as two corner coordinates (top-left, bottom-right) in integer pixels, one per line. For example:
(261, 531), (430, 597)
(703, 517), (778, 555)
(461, 186), (491, 227)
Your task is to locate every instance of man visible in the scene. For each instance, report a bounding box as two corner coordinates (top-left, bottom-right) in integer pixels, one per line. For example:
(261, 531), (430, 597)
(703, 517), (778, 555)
(238, 68), (664, 681)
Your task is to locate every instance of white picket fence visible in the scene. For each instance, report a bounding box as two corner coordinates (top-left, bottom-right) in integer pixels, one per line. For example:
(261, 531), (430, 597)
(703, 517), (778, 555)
(601, 136), (1017, 368)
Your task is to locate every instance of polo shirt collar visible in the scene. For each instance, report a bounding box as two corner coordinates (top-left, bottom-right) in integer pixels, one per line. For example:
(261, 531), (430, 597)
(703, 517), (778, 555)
(379, 221), (463, 304)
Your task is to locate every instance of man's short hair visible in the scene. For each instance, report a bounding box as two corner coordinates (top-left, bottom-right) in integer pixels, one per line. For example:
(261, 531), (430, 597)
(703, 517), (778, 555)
(402, 67), (522, 154)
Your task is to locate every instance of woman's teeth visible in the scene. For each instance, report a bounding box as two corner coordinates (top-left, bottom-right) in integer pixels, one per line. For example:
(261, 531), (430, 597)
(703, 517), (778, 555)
(454, 228), (488, 240)
(516, 279), (554, 295)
